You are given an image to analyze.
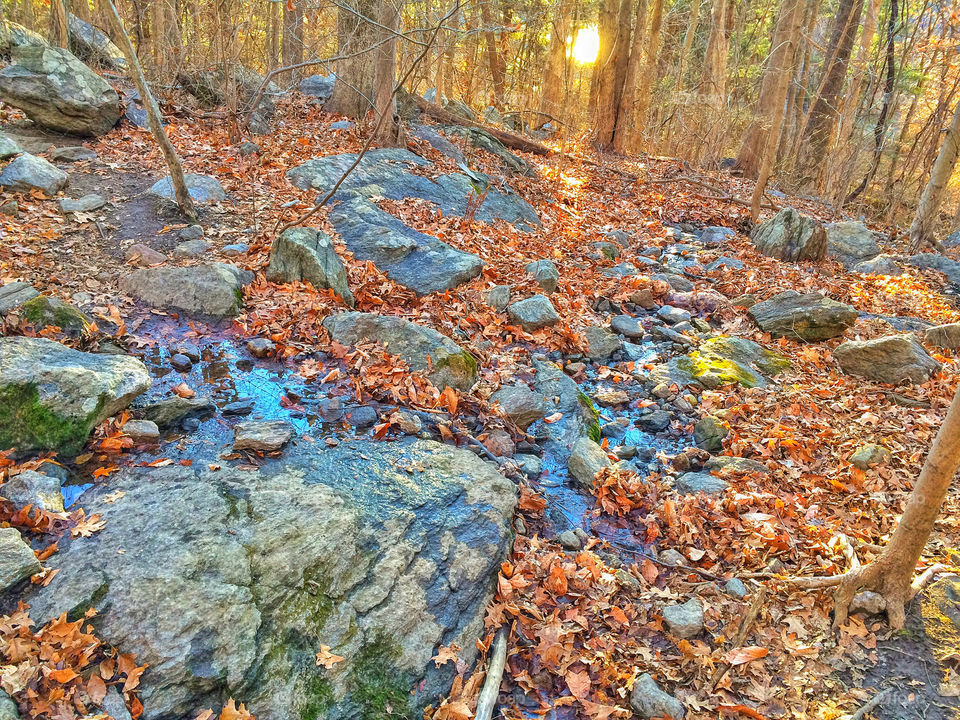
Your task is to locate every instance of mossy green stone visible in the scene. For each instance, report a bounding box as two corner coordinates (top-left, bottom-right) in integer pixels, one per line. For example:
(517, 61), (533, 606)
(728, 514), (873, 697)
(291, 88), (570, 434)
(348, 635), (413, 720)
(0, 382), (103, 454)
(20, 295), (89, 334)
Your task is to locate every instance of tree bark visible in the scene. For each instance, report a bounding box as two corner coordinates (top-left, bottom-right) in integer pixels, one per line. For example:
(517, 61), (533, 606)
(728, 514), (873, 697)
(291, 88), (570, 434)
(612, 0), (648, 154)
(539, 0), (570, 124)
(908, 100), (960, 252)
(441, 2), (459, 100)
(371, 0), (398, 144)
(479, 0), (506, 106)
(589, 0), (633, 149)
(630, 0), (663, 141)
(834, 388), (960, 630)
(327, 0), (389, 118)
(281, 0), (305, 82)
(99, 0), (196, 221)
(50, 0), (70, 48)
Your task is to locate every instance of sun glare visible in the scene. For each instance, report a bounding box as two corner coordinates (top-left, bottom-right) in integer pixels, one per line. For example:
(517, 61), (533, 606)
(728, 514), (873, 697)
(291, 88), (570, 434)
(569, 25), (599, 65)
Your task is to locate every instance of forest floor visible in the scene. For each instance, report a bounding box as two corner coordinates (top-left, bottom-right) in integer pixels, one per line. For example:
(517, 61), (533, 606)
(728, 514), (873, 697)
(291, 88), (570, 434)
(2, 91), (960, 720)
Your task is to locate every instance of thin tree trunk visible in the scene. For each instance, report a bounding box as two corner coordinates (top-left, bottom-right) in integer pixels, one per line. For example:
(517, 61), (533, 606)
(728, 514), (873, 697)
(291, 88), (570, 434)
(479, 0), (506, 106)
(613, 0), (649, 154)
(908, 100), (960, 252)
(371, 0), (398, 144)
(590, 0), (633, 149)
(51, 0), (70, 47)
(539, 0), (570, 124)
(631, 0), (664, 145)
(99, 0), (196, 220)
(442, 3), (458, 99)
(282, 0), (304, 82)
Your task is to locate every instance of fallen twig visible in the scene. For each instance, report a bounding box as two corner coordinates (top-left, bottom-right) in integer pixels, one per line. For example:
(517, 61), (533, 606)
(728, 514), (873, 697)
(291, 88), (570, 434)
(709, 585), (768, 690)
(475, 627), (507, 720)
(847, 687), (891, 720)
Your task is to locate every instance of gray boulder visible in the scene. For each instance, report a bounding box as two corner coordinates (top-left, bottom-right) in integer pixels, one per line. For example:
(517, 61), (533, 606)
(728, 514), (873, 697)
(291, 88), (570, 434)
(525, 259), (559, 293)
(693, 416), (727, 452)
(748, 290), (857, 341)
(0, 153), (67, 194)
(925, 323), (960, 349)
(59, 192), (105, 213)
(611, 314), (643, 339)
(120, 263), (253, 319)
(585, 325), (621, 359)
(662, 598), (704, 638)
(323, 312), (478, 391)
(676, 471), (728, 495)
(266, 227), (354, 306)
(826, 221), (880, 268)
(0, 132), (21, 159)
(491, 384), (547, 429)
(630, 674), (685, 719)
(0, 281), (39, 313)
(0, 45), (121, 136)
(854, 254), (902, 276)
(0, 527), (40, 591)
(0, 19), (47, 57)
(67, 15), (125, 69)
(148, 173), (226, 204)
(751, 207), (827, 262)
(507, 295), (560, 331)
(1, 469), (63, 512)
(907, 253), (960, 288)
(0, 336), (150, 453)
(234, 421), (295, 453)
(834, 334), (941, 384)
(946, 230), (960, 248)
(568, 437), (611, 488)
(298, 73), (335, 99)
(17, 438), (516, 720)
(51, 145), (97, 162)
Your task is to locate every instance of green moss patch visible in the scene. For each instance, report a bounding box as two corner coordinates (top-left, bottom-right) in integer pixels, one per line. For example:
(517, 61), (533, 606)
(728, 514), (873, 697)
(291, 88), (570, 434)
(0, 382), (99, 454)
(20, 296), (90, 335)
(348, 635), (413, 720)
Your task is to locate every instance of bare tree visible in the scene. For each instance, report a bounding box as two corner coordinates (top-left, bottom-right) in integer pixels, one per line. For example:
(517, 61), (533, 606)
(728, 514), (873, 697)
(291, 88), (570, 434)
(908, 100), (960, 252)
(590, 0), (633, 149)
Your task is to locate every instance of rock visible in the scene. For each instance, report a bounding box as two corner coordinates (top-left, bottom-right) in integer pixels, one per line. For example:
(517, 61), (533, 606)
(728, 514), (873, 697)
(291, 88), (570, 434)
(222, 243), (250, 257)
(169, 353), (192, 372)
(853, 254), (902, 276)
(516, 454), (542, 479)
(50, 145), (96, 162)
(0, 282), (39, 314)
(395, 411), (422, 434)
(662, 598), (704, 638)
(654, 273), (693, 293)
(483, 429), (514, 457)
(170, 342), (200, 362)
(748, 290), (857, 341)
(724, 578), (748, 598)
(148, 173), (226, 204)
(0, 200), (18, 217)
(0, 689), (18, 720)
(1, 469), (63, 512)
(603, 262), (640, 278)
(0, 45), (121, 135)
(59, 193), (105, 213)
(658, 305), (691, 325)
(19, 295), (89, 335)
(825, 221), (880, 268)
(693, 416), (727, 452)
(630, 288), (657, 310)
(101, 687), (132, 720)
(299, 73), (336, 98)
(906, 253), (960, 288)
(120, 263), (253, 319)
(925, 323), (960, 349)
(850, 443), (891, 469)
(140, 395), (214, 427)
(659, 549), (685, 566)
(568, 437), (611, 488)
(751, 207), (827, 262)
(0, 133), (22, 160)
(611, 314), (643, 339)
(0, 19), (47, 57)
(662, 336), (791, 389)
(486, 285), (511, 312)
(0, 527), (40, 591)
(849, 590), (886, 616)
(125, 243), (166, 266)
(703, 456), (769, 478)
(0, 153), (67, 194)
(123, 419), (159, 442)
(330, 120), (354, 130)
(238, 142), (260, 156)
(247, 338), (276, 358)
(558, 530), (581, 550)
(443, 125), (534, 176)
(172, 239), (211, 258)
(180, 225), (204, 240)
(585, 326), (621, 359)
(222, 399), (254, 417)
(491, 384), (546, 429)
(324, 312), (478, 391)
(20, 438), (516, 720)
(592, 241), (620, 260)
(67, 15), (126, 69)
(525, 259), (559, 293)
(834, 334), (941, 384)
(507, 295), (560, 331)
(705, 255), (744, 272)
(266, 227), (353, 306)
(0, 337), (150, 453)
(676, 471), (727, 495)
(593, 389), (630, 407)
(630, 673), (686, 720)
(409, 124), (466, 164)
(532, 359), (600, 463)
(637, 410), (672, 432)
(124, 103), (148, 128)
(601, 421), (627, 440)
(234, 420), (295, 452)
(700, 226), (735, 246)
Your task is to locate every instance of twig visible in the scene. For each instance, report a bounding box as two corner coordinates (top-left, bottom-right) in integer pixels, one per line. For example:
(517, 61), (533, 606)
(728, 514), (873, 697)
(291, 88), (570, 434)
(475, 627), (507, 720)
(848, 687), (891, 720)
(912, 563), (951, 594)
(708, 586), (768, 690)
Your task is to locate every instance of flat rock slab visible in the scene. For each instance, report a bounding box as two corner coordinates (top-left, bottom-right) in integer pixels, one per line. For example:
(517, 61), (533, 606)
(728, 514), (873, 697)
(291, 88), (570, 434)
(148, 173), (226, 204)
(18, 438), (516, 720)
(0, 281), (39, 313)
(234, 420), (294, 452)
(59, 193), (105, 213)
(0, 336), (150, 453)
(834, 334), (941, 384)
(907, 253), (960, 287)
(0, 152), (67, 194)
(50, 145), (97, 162)
(121, 263), (253, 319)
(749, 290), (857, 341)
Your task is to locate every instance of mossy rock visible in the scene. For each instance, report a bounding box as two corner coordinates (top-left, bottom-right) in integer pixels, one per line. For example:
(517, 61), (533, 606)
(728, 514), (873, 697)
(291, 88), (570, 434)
(665, 336), (790, 389)
(20, 295), (90, 335)
(0, 382), (99, 455)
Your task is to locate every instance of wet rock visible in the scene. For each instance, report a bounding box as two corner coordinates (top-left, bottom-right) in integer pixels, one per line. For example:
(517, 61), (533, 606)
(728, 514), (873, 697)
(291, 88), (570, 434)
(121, 263), (253, 319)
(611, 314), (643, 339)
(170, 342), (200, 362)
(558, 530), (581, 550)
(748, 290), (857, 341)
(123, 419), (159, 443)
(0, 336), (150, 453)
(925, 322), (960, 349)
(662, 598), (704, 638)
(854, 254), (902, 276)
(601, 421), (626, 439)
(148, 173), (226, 204)
(693, 416), (727, 452)
(172, 239), (211, 258)
(486, 285), (511, 312)
(850, 443), (891, 469)
(221, 399), (254, 416)
(395, 411), (422, 435)
(850, 590), (886, 616)
(345, 406), (378, 429)
(0, 282), (39, 314)
(659, 336), (791, 390)
(222, 243), (249, 257)
(516, 454), (542, 479)
(1, 469), (63, 512)
(324, 312), (478, 391)
(637, 410), (672, 433)
(50, 145), (96, 162)
(491, 384), (546, 429)
(585, 326), (621, 360)
(507, 295), (560, 331)
(525, 259), (559, 293)
(825, 221), (880, 268)
(906, 253), (960, 288)
(594, 389), (630, 407)
(614, 445), (637, 459)
(234, 420), (295, 452)
(834, 334), (941, 384)
(125, 243), (166, 266)
(141, 395), (215, 428)
(483, 429), (515, 457)
(0, 527), (40, 591)
(67, 15), (126, 69)
(298, 73), (336, 98)
(59, 193), (105, 213)
(724, 578), (748, 598)
(630, 673), (686, 720)
(19, 438), (516, 720)
(568, 437), (611, 488)
(266, 227), (353, 306)
(751, 207), (827, 262)
(170, 353), (192, 372)
(533, 360), (599, 463)
(676, 471), (727, 496)
(0, 46), (121, 135)
(657, 305), (691, 325)
(124, 103), (148, 128)
(0, 132), (22, 159)
(247, 338), (276, 358)
(0, 152), (67, 194)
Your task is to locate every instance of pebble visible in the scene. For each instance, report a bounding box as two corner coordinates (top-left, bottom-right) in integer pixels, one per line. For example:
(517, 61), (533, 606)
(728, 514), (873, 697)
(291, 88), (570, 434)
(233, 420), (294, 452)
(513, 517), (527, 535)
(170, 342), (201, 362)
(123, 419), (160, 442)
(394, 411), (422, 434)
(658, 548), (685, 566)
(345, 405), (378, 428)
(662, 597), (704, 638)
(222, 399), (255, 416)
(630, 674), (686, 720)
(558, 530), (582, 550)
(247, 338), (276, 358)
(724, 578), (748, 598)
(170, 353), (193, 372)
(658, 305), (692, 324)
(223, 243), (250, 257)
(516, 453), (542, 479)
(611, 314), (644, 339)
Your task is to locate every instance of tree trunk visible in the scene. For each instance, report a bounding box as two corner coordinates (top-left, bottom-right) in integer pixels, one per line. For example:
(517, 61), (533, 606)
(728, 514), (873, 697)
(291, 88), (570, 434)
(479, 0), (506, 106)
(281, 0), (304, 80)
(700, 0), (729, 100)
(908, 100), (960, 252)
(735, 0), (803, 178)
(589, 0), (633, 149)
(441, 3), (458, 100)
(612, 0), (648, 154)
(630, 0), (663, 140)
(99, 0), (196, 221)
(327, 0), (386, 118)
(371, 0), (398, 144)
(539, 0), (570, 124)
(267, 0), (280, 71)
(19, 0), (36, 30)
(51, 0), (70, 48)
(834, 388), (960, 630)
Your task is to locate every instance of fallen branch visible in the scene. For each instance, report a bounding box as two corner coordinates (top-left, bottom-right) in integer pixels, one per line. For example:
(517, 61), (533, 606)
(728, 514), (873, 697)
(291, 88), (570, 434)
(475, 627), (507, 720)
(708, 586), (767, 690)
(847, 687), (891, 720)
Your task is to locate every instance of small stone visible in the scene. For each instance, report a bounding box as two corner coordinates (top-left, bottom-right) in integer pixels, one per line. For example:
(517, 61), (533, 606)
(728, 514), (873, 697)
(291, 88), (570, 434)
(616, 568), (641, 589)
(142, 396), (215, 427)
(0, 527), (41, 591)
(222, 399), (255, 416)
(222, 243), (250, 257)
(568, 437), (612, 488)
(486, 285), (511, 311)
(594, 388), (630, 407)
(101, 687), (132, 720)
(693, 416), (728, 452)
(172, 239), (211, 258)
(0, 200), (19, 217)
(611, 314), (644, 339)
(585, 325), (621, 359)
(850, 443), (891, 469)
(233, 420), (294, 452)
(558, 530), (581, 550)
(59, 193), (105, 213)
(630, 674), (686, 720)
(170, 353), (193, 372)
(850, 590), (886, 616)
(491, 384), (546, 429)
(658, 549), (685, 566)
(238, 141), (260, 156)
(834, 334), (941, 384)
(330, 120), (355, 130)
(0, 282), (39, 314)
(630, 289), (657, 310)
(247, 338), (276, 358)
(724, 578), (748, 598)
(525, 259), (559, 293)
(507, 295), (560, 331)
(676, 471), (727, 495)
(662, 597), (704, 638)
(50, 146), (97, 162)
(319, 397), (343, 421)
(601, 421), (627, 440)
(395, 411), (422, 434)
(125, 243), (166, 266)
(565, 362), (586, 376)
(170, 342), (201, 362)
(513, 517), (527, 534)
(657, 305), (691, 325)
(0, 153), (68, 194)
(637, 410), (672, 432)
(180, 225), (205, 240)
(1, 469), (63, 512)
(0, 689), (18, 720)
(345, 406), (378, 428)
(614, 445), (637, 459)
(483, 429), (515, 457)
(652, 383), (673, 400)
(516, 453), (542, 478)
(123, 419), (159, 442)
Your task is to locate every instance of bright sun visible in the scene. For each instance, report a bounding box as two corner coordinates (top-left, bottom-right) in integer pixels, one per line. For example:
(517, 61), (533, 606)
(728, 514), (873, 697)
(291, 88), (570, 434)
(569, 25), (599, 64)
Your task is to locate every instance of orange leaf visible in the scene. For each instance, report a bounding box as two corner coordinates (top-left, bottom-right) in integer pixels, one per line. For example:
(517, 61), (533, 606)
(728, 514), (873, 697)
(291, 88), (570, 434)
(724, 646), (769, 666)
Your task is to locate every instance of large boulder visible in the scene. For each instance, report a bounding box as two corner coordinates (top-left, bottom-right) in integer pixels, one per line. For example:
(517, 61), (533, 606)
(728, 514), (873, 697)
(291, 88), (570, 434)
(0, 19), (47, 57)
(299, 74), (336, 99)
(266, 227), (353, 306)
(0, 152), (67, 194)
(659, 336), (791, 389)
(925, 323), (960, 349)
(15, 438), (516, 720)
(0, 336), (150, 453)
(507, 295), (560, 331)
(67, 15), (126, 70)
(906, 253), (960, 288)
(825, 221), (880, 268)
(0, 45), (121, 136)
(748, 290), (857, 341)
(323, 312), (478, 391)
(834, 334), (941, 384)
(751, 207), (827, 262)
(120, 263), (253, 319)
